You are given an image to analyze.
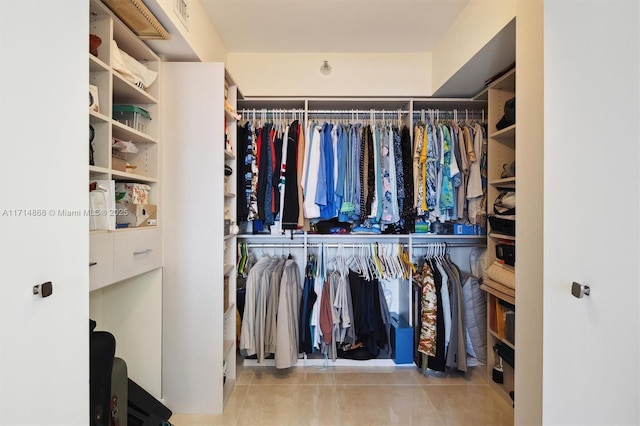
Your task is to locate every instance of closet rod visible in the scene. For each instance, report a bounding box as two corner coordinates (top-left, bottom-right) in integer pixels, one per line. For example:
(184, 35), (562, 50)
(412, 242), (486, 248)
(307, 109), (410, 114)
(243, 243), (306, 248)
(239, 108), (305, 114)
(243, 242), (410, 249)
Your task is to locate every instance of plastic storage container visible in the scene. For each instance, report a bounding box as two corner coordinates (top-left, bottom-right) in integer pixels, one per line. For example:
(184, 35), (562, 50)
(113, 105), (151, 134)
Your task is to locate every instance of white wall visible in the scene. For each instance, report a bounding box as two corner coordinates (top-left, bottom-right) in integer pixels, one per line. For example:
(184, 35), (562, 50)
(514, 1), (543, 424)
(431, 0), (515, 93)
(0, 0), (89, 424)
(226, 52), (432, 97)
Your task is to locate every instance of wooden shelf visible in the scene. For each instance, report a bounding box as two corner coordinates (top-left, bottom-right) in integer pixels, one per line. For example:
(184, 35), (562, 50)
(223, 339), (235, 359)
(110, 170), (158, 183)
(481, 278), (515, 305)
(112, 120), (159, 144)
(224, 264), (235, 276)
(112, 71), (158, 104)
(90, 110), (110, 124)
(488, 67), (516, 91)
(490, 124), (516, 140)
(489, 232), (515, 241)
(489, 329), (515, 350)
(89, 54), (109, 72)
(490, 177), (516, 188)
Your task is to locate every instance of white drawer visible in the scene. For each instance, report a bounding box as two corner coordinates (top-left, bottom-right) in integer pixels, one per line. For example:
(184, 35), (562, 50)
(89, 232), (114, 291)
(113, 228), (161, 282)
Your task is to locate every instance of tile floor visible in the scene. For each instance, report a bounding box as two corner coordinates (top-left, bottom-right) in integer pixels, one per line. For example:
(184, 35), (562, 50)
(169, 361), (514, 426)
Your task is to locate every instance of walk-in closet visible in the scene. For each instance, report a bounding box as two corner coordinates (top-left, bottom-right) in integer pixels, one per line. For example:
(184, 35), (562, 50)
(4, 1), (639, 425)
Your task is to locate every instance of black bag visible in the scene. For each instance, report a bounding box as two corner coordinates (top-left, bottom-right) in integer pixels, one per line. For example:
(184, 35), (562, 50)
(496, 97), (515, 130)
(90, 320), (116, 426)
(128, 379), (173, 425)
(496, 243), (515, 266)
(488, 215), (515, 236)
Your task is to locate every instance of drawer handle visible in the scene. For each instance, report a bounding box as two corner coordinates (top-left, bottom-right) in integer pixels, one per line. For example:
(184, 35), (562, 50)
(89, 262), (98, 267)
(133, 249), (153, 255)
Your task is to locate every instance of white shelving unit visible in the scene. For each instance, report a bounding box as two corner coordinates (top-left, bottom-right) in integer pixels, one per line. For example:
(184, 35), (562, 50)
(483, 67), (516, 404)
(162, 62), (238, 414)
(88, 0), (163, 399)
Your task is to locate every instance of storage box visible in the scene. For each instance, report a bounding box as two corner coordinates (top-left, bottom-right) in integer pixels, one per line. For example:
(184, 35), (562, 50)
(112, 155), (127, 172)
(488, 215), (515, 236)
(113, 105), (151, 134)
(116, 203), (156, 227)
(115, 183), (151, 205)
(414, 221), (430, 233)
(390, 313), (413, 364)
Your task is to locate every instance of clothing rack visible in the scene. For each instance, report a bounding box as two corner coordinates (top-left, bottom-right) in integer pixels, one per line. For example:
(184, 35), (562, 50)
(241, 241), (483, 249)
(307, 109), (410, 114)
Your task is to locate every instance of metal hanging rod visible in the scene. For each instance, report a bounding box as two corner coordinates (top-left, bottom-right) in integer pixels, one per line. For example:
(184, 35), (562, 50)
(242, 242), (410, 249)
(239, 108), (305, 115)
(242, 243), (306, 249)
(412, 242), (486, 248)
(307, 109), (410, 114)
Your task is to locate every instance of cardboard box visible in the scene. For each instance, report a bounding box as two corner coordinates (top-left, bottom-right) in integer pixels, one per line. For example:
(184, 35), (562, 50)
(112, 155), (127, 172)
(116, 203), (157, 228)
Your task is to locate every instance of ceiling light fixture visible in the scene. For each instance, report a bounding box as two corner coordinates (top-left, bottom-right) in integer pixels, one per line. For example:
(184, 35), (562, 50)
(320, 60), (332, 76)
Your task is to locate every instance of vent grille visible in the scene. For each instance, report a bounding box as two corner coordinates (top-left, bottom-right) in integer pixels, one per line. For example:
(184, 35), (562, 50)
(174, 0), (189, 30)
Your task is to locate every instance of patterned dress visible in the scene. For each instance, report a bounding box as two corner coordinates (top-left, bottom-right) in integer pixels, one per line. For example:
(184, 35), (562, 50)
(417, 262), (437, 357)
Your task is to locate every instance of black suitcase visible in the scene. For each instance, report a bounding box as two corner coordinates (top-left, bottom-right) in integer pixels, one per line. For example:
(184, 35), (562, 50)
(111, 357), (128, 426)
(128, 378), (173, 425)
(90, 320), (116, 426)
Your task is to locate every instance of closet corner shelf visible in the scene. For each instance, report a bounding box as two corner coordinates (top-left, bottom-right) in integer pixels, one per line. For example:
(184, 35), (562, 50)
(489, 177), (516, 187)
(89, 54), (110, 72)
(224, 303), (236, 318)
(111, 170), (158, 183)
(488, 67), (516, 91)
(112, 120), (159, 144)
(224, 192), (235, 199)
(480, 278), (516, 305)
(223, 264), (235, 276)
(90, 110), (110, 124)
(489, 329), (516, 350)
(224, 150), (236, 160)
(223, 339), (235, 358)
(224, 234), (235, 241)
(489, 125), (516, 141)
(473, 87), (489, 102)
(112, 72), (159, 104)
(89, 165), (111, 175)
(489, 232), (515, 241)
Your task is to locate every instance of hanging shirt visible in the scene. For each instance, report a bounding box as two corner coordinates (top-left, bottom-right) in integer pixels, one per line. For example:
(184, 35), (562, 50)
(425, 124), (438, 214)
(439, 125), (454, 219)
(302, 123), (322, 219)
(467, 124), (484, 223)
(412, 124), (424, 214)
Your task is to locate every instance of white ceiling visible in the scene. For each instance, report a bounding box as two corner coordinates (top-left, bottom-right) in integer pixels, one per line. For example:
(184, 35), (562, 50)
(199, 0), (470, 53)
